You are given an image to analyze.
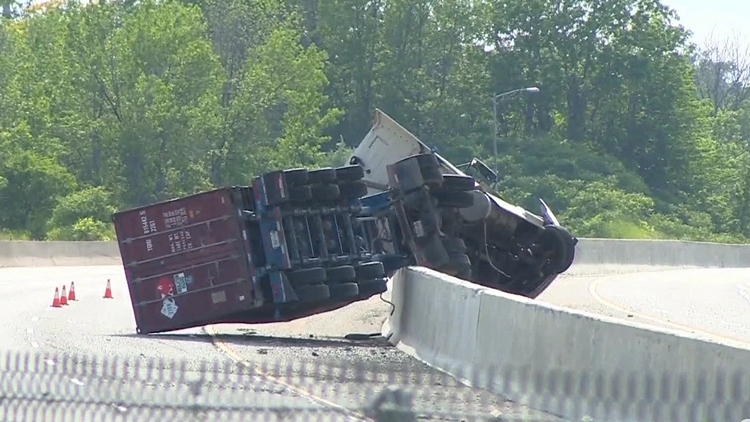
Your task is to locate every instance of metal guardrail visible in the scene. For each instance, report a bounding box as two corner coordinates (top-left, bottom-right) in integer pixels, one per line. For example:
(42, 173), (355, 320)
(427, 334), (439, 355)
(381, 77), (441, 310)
(0, 349), (569, 422)
(2, 349), (747, 422)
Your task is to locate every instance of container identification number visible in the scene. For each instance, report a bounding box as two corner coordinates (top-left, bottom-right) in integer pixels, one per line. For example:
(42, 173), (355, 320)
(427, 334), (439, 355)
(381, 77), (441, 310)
(269, 230), (281, 249)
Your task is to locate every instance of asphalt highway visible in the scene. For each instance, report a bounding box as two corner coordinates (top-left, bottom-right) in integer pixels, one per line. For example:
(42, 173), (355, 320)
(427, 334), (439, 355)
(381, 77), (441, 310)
(2, 264), (747, 422)
(539, 266), (750, 347)
(0, 265), (569, 422)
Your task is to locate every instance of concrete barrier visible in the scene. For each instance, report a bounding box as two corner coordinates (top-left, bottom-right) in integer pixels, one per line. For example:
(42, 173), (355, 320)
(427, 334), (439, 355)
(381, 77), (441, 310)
(384, 267), (750, 422)
(561, 238), (750, 277)
(3, 238), (749, 270)
(0, 241), (121, 268)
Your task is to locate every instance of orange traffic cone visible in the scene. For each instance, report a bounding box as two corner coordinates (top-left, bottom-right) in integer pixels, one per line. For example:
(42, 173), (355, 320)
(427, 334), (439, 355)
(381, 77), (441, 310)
(68, 282), (77, 301)
(60, 285), (68, 306)
(51, 288), (61, 308)
(103, 279), (113, 299)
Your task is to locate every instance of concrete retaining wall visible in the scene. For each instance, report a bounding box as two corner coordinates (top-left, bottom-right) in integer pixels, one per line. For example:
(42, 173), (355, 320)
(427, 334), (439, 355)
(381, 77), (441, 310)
(384, 267), (750, 422)
(4, 237), (749, 269)
(0, 241), (121, 267)
(575, 238), (750, 267)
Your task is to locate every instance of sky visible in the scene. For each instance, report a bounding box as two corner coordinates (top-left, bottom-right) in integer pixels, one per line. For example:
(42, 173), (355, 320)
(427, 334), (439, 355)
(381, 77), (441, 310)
(661, 0), (748, 47)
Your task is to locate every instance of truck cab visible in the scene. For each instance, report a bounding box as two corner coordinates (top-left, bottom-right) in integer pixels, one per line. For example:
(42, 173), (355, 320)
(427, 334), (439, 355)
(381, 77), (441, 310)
(349, 109), (577, 298)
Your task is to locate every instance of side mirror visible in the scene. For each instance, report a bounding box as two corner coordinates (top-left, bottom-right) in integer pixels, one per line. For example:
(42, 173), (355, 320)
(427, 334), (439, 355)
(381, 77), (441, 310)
(469, 158), (498, 183)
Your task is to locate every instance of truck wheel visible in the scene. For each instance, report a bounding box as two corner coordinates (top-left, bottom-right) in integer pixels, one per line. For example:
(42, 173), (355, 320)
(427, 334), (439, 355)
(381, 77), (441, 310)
(414, 153), (439, 170)
(329, 282), (359, 299)
(412, 154), (443, 186)
(287, 267), (327, 285)
(311, 183), (340, 202)
(288, 185), (313, 202)
(440, 253), (472, 279)
(540, 224), (576, 273)
(308, 167), (337, 184)
(296, 284), (330, 302)
(441, 237), (467, 255)
(338, 181), (368, 200)
(354, 261), (385, 279)
(283, 169), (309, 186)
(335, 165), (365, 182)
(440, 174), (476, 191)
(432, 190), (474, 208)
(420, 166), (444, 186)
(326, 265), (356, 283)
(357, 278), (388, 297)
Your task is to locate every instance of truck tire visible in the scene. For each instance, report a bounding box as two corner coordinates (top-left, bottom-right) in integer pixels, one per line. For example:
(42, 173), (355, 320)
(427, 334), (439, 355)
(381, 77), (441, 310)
(287, 267), (327, 286)
(296, 284), (330, 302)
(311, 183), (340, 202)
(354, 261), (385, 280)
(338, 181), (368, 200)
(412, 154), (443, 186)
(308, 167), (337, 184)
(414, 153), (440, 170)
(418, 233), (449, 267)
(329, 282), (359, 299)
(326, 265), (356, 283)
(442, 237), (467, 255)
(335, 165), (365, 182)
(288, 185), (313, 202)
(357, 278), (388, 297)
(432, 190), (474, 208)
(283, 169), (309, 186)
(440, 174), (476, 191)
(420, 166), (444, 186)
(540, 224), (576, 273)
(440, 253), (472, 280)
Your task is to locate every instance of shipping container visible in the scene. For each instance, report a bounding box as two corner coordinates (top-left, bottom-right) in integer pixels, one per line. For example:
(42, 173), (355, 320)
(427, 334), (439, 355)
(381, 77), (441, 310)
(112, 187), (262, 334)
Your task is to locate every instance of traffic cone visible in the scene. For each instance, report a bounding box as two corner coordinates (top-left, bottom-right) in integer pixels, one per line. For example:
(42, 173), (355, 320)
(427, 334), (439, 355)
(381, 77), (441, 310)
(68, 282), (77, 301)
(103, 279), (113, 299)
(51, 288), (61, 308)
(60, 285), (68, 306)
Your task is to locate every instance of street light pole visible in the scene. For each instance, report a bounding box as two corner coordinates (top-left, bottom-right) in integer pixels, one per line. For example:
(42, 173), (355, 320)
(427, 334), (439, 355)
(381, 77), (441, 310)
(492, 86), (540, 175)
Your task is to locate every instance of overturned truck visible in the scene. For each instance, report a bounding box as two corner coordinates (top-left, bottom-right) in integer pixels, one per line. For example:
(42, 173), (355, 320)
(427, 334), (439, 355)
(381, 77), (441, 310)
(112, 109), (577, 334)
(352, 109), (578, 298)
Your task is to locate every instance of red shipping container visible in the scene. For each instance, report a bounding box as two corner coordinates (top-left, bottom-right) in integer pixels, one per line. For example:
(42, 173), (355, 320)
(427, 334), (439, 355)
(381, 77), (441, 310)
(113, 187), (262, 334)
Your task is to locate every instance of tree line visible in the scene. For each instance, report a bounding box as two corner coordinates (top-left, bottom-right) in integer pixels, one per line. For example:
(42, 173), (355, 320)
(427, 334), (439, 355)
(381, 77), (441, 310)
(0, 0), (748, 243)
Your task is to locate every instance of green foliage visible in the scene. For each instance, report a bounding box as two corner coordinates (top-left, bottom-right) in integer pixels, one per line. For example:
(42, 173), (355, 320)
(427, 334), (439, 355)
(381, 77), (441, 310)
(47, 217), (116, 241)
(0, 0), (749, 244)
(48, 187), (115, 227)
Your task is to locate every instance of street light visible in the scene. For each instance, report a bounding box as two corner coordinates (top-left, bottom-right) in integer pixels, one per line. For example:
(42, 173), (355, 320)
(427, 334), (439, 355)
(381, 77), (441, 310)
(492, 86), (540, 175)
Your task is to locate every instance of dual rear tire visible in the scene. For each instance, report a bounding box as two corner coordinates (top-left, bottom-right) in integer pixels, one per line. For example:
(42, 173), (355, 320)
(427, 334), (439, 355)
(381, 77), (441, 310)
(274, 164), (385, 304)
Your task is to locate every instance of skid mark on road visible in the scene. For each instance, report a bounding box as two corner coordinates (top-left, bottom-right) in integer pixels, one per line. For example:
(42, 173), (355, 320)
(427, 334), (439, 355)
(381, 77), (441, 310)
(202, 325), (369, 421)
(588, 276), (750, 349)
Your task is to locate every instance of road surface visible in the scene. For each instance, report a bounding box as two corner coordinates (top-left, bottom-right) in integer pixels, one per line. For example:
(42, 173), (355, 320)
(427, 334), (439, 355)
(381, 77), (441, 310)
(0, 265), (567, 422)
(539, 266), (750, 347)
(2, 264), (747, 421)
